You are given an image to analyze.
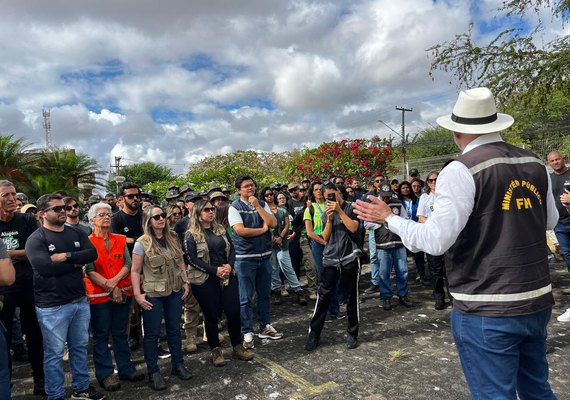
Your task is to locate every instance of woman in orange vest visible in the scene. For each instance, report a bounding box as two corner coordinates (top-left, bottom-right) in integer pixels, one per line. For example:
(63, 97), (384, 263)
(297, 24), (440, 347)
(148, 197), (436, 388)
(84, 203), (145, 392)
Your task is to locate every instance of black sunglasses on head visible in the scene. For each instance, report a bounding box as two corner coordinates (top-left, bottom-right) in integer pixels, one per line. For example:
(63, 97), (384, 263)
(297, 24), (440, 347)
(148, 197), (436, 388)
(150, 213), (167, 221)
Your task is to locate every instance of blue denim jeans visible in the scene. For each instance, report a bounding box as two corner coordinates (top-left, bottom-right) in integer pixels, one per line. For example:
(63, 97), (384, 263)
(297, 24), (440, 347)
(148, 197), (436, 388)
(36, 298), (91, 400)
(368, 230), (379, 286)
(141, 290), (184, 375)
(378, 246), (409, 299)
(451, 308), (556, 400)
(271, 248), (301, 291)
(0, 322), (10, 400)
(90, 297), (136, 382)
(235, 257), (272, 333)
(554, 222), (570, 271)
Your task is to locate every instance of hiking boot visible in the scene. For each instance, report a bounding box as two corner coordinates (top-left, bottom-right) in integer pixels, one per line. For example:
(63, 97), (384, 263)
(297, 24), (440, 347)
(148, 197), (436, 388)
(184, 332), (198, 353)
(305, 335), (320, 352)
(232, 344), (254, 361)
(100, 373), (120, 392)
(172, 364), (192, 380)
(364, 284), (379, 294)
(258, 324), (283, 340)
(211, 347), (226, 367)
(148, 372), (166, 391)
(71, 384), (106, 400)
(308, 291), (318, 300)
(382, 298), (392, 311)
(435, 300), (448, 310)
(398, 296), (414, 308)
(157, 345), (171, 359)
(272, 290), (281, 305)
(346, 334), (358, 349)
(296, 290), (308, 305)
(243, 332), (255, 349)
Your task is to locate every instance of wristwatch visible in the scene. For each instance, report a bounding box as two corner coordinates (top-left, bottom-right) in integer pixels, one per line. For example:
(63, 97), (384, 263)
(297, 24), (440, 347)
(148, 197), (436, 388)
(65, 252), (72, 261)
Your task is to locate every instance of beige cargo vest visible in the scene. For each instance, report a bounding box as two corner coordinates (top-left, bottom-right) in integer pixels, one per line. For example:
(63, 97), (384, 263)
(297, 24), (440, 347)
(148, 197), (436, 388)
(188, 231), (232, 285)
(138, 236), (184, 298)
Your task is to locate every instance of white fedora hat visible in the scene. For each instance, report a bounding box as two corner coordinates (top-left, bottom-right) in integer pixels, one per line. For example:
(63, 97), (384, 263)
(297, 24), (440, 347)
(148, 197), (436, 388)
(436, 87), (514, 134)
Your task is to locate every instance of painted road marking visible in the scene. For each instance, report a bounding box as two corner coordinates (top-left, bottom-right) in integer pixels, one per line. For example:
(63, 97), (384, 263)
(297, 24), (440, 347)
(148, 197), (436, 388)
(254, 354), (338, 398)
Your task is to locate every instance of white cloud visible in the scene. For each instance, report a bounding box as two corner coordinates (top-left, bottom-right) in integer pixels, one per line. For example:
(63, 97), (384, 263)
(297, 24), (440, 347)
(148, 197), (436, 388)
(89, 109), (126, 126)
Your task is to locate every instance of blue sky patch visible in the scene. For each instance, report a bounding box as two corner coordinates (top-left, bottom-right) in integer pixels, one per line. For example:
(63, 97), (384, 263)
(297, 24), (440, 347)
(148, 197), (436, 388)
(150, 107), (194, 124)
(216, 98), (275, 111)
(181, 53), (248, 84)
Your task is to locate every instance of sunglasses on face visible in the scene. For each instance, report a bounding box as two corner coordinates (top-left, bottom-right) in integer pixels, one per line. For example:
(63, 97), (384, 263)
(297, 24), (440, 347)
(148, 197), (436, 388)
(264, 193), (274, 197)
(172, 212), (182, 216)
(428, 178), (437, 183)
(65, 204), (79, 211)
(96, 213), (112, 219)
(202, 207), (216, 213)
(288, 188), (298, 193)
(45, 205), (66, 213)
(125, 194), (140, 199)
(151, 213), (167, 221)
(374, 179), (382, 183)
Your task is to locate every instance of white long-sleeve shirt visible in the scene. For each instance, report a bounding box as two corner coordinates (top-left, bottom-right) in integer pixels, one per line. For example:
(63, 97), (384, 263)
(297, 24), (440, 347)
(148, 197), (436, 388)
(386, 133), (559, 255)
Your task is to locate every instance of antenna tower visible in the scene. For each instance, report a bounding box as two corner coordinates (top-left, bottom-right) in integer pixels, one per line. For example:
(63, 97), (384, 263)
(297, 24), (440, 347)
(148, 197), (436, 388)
(42, 109), (53, 148)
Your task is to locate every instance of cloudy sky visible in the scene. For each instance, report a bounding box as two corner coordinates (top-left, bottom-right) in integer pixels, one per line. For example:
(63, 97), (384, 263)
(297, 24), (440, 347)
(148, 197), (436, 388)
(0, 0), (562, 176)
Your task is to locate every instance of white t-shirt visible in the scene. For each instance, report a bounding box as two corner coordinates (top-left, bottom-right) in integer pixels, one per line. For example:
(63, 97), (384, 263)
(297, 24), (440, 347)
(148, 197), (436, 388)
(417, 192), (436, 219)
(228, 199), (273, 227)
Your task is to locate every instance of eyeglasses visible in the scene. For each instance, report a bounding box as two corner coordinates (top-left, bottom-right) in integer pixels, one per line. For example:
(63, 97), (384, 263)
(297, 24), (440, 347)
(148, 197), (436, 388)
(240, 184), (255, 189)
(151, 213), (167, 221)
(96, 213), (112, 219)
(202, 207), (216, 213)
(65, 204), (79, 211)
(45, 205), (66, 213)
(264, 193), (274, 197)
(427, 178), (437, 183)
(172, 212), (182, 216)
(125, 194), (140, 199)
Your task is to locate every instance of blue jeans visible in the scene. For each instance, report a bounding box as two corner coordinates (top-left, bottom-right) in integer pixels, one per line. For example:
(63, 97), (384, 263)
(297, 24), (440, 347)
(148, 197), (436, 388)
(271, 248), (301, 291)
(368, 230), (379, 286)
(451, 308), (556, 400)
(0, 322), (10, 400)
(36, 299), (91, 400)
(141, 290), (184, 375)
(90, 297), (136, 382)
(554, 222), (570, 271)
(235, 257), (272, 333)
(378, 246), (409, 299)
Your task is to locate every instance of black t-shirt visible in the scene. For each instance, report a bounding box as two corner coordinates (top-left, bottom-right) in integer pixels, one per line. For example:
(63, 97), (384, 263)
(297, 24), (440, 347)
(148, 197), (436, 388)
(184, 228), (235, 275)
(0, 212), (39, 293)
(174, 216), (190, 245)
(110, 210), (143, 255)
(321, 201), (362, 267)
(551, 169), (570, 225)
(25, 225), (97, 307)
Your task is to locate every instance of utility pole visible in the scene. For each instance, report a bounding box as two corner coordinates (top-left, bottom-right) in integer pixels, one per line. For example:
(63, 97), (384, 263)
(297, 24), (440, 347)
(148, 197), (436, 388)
(395, 106), (413, 179)
(42, 109), (53, 148)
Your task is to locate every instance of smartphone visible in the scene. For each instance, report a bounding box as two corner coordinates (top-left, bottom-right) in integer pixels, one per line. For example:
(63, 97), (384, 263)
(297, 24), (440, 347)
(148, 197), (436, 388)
(327, 193), (336, 202)
(564, 180), (570, 192)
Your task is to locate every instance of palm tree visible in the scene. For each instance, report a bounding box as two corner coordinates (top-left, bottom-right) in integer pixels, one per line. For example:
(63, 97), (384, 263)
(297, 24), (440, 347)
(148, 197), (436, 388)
(32, 147), (104, 200)
(0, 134), (41, 192)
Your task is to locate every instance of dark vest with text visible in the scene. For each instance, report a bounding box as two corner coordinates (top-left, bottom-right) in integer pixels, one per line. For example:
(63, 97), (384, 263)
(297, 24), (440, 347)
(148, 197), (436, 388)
(231, 199), (273, 260)
(446, 141), (553, 316)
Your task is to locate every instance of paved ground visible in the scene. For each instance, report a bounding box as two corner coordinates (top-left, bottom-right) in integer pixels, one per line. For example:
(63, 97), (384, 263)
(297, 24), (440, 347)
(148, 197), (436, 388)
(11, 260), (570, 400)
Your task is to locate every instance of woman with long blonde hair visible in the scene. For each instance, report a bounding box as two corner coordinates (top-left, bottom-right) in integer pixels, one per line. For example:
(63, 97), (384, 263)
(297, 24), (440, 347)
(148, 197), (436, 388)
(131, 205), (191, 390)
(184, 199), (253, 367)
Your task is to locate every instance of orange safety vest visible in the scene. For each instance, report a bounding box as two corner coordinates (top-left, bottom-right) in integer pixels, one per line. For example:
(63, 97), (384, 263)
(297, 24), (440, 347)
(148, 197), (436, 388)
(85, 233), (133, 304)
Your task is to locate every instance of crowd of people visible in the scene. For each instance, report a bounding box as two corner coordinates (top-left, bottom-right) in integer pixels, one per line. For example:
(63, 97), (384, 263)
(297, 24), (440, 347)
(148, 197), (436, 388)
(1, 87), (570, 400)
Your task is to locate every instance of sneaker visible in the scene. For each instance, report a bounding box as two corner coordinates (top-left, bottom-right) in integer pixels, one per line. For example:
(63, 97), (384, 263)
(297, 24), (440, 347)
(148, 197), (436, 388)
(148, 371), (166, 391)
(243, 332), (255, 349)
(308, 292), (317, 301)
(346, 334), (358, 349)
(296, 290), (308, 306)
(381, 298), (392, 311)
(305, 334), (320, 352)
(398, 296), (414, 308)
(364, 284), (379, 294)
(100, 373), (120, 392)
(211, 347), (226, 367)
(280, 287), (289, 297)
(258, 324), (283, 340)
(232, 344), (254, 361)
(157, 345), (171, 359)
(557, 308), (570, 322)
(71, 384), (106, 400)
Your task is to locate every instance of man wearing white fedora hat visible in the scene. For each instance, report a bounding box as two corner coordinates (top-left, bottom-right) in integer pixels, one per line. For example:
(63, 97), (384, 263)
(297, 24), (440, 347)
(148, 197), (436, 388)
(354, 87), (559, 399)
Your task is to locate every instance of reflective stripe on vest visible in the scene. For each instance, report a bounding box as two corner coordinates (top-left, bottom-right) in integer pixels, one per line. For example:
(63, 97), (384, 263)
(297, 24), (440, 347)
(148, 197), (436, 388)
(450, 284), (552, 303)
(86, 285), (133, 298)
(468, 156), (544, 175)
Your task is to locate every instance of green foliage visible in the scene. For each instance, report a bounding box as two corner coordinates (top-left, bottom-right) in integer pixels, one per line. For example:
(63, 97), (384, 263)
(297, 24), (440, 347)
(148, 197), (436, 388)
(0, 134), (41, 193)
(406, 126), (458, 160)
(288, 137), (398, 182)
(185, 150), (293, 190)
(107, 162), (174, 193)
(428, 0), (569, 107)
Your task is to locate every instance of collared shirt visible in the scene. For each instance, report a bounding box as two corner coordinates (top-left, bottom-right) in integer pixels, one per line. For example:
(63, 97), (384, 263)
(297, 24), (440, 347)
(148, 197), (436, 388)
(386, 133), (559, 255)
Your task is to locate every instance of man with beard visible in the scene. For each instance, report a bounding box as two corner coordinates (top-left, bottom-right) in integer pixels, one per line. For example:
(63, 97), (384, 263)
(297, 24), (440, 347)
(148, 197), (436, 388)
(110, 183), (143, 351)
(64, 197), (91, 235)
(547, 151), (570, 281)
(26, 193), (103, 400)
(0, 180), (45, 395)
